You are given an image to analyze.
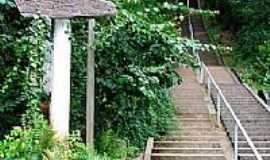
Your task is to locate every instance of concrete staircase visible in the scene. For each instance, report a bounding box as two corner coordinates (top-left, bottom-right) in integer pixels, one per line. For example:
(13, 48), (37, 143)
(207, 69), (270, 160)
(146, 8), (270, 160)
(150, 68), (232, 160)
(189, 13), (270, 160)
(190, 16), (221, 66)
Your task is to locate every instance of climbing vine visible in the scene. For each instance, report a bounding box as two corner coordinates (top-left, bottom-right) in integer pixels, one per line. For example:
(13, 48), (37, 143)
(1, 0), (197, 159)
(70, 0), (196, 155)
(0, 2), (50, 137)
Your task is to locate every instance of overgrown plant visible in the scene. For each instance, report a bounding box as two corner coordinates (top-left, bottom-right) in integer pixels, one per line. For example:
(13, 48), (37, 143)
(70, 0), (196, 154)
(1, 0), (197, 159)
(0, 2), (50, 137)
(204, 0), (270, 91)
(0, 112), (110, 160)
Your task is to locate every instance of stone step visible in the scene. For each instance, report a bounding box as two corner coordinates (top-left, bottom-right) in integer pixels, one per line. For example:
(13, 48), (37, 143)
(162, 136), (224, 141)
(215, 100), (258, 104)
(237, 136), (270, 141)
(169, 128), (219, 135)
(239, 148), (270, 154)
(154, 141), (222, 148)
(176, 113), (210, 118)
(222, 114), (270, 119)
(222, 118), (270, 122)
(223, 124), (270, 132)
(223, 122), (270, 129)
(173, 125), (215, 129)
(174, 118), (210, 122)
(151, 153), (226, 160)
(173, 94), (205, 97)
(222, 110), (267, 114)
(239, 153), (270, 160)
(237, 141), (270, 148)
(178, 131), (226, 136)
(170, 124), (214, 129)
(152, 147), (224, 154)
(174, 100), (207, 103)
(175, 105), (209, 108)
(230, 132), (270, 137)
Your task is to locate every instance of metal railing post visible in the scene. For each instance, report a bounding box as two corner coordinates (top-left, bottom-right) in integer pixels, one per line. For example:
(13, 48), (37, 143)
(234, 123), (239, 160)
(217, 93), (221, 126)
(200, 64), (204, 84)
(207, 77), (211, 97)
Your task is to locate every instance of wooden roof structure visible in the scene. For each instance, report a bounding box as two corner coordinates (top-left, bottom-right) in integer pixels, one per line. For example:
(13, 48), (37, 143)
(15, 0), (117, 18)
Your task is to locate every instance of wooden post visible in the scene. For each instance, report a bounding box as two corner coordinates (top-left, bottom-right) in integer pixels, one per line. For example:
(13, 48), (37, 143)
(86, 19), (95, 148)
(197, 0), (201, 9)
(50, 19), (71, 137)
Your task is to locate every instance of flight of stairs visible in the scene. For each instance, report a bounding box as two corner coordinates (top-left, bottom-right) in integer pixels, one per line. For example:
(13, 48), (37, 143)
(190, 16), (221, 66)
(189, 11), (270, 159)
(150, 68), (231, 160)
(207, 67), (270, 160)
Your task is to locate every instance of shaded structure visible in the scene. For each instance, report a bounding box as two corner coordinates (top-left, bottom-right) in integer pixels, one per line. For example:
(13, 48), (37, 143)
(16, 0), (116, 18)
(16, 0), (116, 148)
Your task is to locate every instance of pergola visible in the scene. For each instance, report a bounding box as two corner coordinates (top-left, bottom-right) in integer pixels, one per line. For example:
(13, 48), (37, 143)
(15, 0), (116, 147)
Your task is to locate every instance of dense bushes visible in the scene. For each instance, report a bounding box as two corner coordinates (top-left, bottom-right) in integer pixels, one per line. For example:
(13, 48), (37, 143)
(204, 0), (270, 91)
(0, 2), (50, 138)
(0, 112), (111, 160)
(70, 0), (196, 151)
(0, 0), (196, 159)
(94, 6), (194, 147)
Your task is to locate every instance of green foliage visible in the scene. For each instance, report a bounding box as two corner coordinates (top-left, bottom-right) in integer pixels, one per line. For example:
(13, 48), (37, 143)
(0, 3), (50, 137)
(96, 130), (137, 159)
(1, 0), (196, 158)
(69, 0), (196, 152)
(240, 39), (270, 90)
(205, 0), (270, 90)
(0, 113), (54, 159)
(0, 113), (111, 160)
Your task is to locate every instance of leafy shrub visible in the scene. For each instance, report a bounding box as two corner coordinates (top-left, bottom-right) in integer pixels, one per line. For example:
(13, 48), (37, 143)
(0, 113), (53, 159)
(96, 130), (137, 159)
(0, 112), (110, 160)
(0, 2), (50, 138)
(70, 0), (196, 151)
(204, 0), (270, 91)
(1, 0), (196, 158)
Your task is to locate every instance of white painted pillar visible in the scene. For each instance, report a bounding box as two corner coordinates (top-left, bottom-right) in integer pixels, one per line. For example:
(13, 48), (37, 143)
(86, 19), (95, 148)
(50, 19), (71, 137)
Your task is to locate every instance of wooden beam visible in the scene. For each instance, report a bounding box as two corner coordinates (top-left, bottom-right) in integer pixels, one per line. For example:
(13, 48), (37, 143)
(50, 19), (71, 137)
(86, 19), (95, 148)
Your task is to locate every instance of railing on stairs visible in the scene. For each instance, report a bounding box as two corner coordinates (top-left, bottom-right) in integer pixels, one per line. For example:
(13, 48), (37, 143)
(199, 62), (263, 160)
(186, 1), (263, 159)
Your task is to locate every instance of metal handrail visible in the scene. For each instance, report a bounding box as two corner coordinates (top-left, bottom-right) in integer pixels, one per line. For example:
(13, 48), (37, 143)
(186, 1), (263, 159)
(200, 63), (263, 160)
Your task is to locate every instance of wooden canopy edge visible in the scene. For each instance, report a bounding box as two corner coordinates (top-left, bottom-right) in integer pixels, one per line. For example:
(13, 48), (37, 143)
(15, 0), (117, 18)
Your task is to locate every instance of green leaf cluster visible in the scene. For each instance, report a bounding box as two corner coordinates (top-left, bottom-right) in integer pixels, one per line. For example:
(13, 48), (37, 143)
(0, 112), (110, 160)
(205, 0), (270, 90)
(0, 5), (50, 137)
(70, 0), (196, 155)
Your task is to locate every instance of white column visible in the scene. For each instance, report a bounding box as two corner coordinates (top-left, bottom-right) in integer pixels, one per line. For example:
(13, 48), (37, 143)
(86, 19), (95, 148)
(50, 19), (71, 137)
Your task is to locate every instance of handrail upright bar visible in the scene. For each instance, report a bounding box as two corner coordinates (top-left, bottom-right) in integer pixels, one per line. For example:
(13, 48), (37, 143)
(234, 123), (239, 160)
(217, 93), (221, 126)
